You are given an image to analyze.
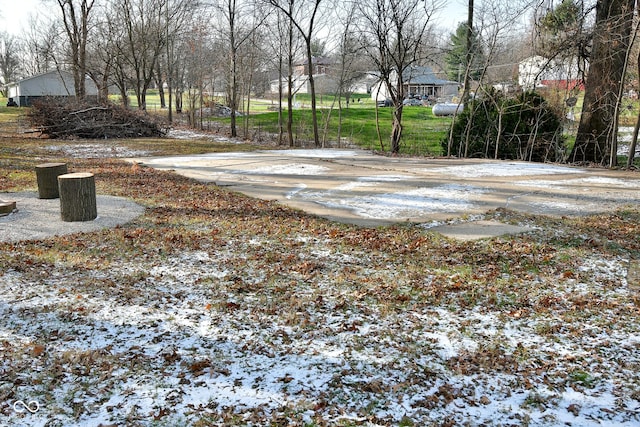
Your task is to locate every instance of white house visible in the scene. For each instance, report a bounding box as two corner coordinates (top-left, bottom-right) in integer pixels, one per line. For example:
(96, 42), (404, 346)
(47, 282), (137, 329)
(518, 56), (584, 91)
(7, 70), (99, 107)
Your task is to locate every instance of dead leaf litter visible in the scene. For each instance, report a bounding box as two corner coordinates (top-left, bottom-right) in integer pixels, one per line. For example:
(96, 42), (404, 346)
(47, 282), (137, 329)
(1, 150), (639, 426)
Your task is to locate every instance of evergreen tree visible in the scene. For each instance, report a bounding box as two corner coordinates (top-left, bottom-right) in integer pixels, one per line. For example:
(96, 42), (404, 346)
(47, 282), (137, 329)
(444, 22), (484, 82)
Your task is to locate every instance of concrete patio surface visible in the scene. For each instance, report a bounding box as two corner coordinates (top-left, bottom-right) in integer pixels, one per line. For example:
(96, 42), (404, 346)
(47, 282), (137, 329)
(132, 149), (640, 239)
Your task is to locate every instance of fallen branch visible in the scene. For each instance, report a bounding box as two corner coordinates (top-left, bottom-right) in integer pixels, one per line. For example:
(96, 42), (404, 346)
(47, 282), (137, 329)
(27, 99), (167, 139)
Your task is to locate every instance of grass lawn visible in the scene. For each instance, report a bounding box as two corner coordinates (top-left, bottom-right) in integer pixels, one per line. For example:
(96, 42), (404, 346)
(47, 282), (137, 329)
(216, 102), (452, 156)
(113, 91), (452, 156)
(0, 107), (639, 426)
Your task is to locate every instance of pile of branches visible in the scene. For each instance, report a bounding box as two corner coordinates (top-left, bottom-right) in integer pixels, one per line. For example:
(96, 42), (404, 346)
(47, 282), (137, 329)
(28, 98), (167, 139)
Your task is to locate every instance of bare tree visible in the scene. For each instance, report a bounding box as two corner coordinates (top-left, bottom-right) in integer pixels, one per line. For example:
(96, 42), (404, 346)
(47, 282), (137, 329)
(626, 5), (640, 167)
(162, 0), (202, 122)
(0, 33), (22, 93)
(21, 16), (59, 76)
(109, 0), (166, 110)
(181, 20), (211, 128)
(326, 2), (368, 146)
(356, 0), (441, 154)
(263, 4), (303, 146)
(213, 0), (267, 137)
(267, 0), (326, 147)
(55, 0), (96, 99)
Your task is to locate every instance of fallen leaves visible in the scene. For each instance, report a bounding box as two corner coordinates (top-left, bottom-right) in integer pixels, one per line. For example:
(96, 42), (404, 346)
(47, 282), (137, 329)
(1, 144), (640, 426)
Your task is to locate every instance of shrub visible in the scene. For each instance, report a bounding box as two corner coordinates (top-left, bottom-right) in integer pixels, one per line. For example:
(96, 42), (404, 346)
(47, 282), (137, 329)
(443, 91), (566, 162)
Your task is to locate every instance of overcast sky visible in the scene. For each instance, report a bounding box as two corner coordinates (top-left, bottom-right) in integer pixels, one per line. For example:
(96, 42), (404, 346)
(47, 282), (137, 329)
(1, 0), (40, 34)
(0, 0), (468, 36)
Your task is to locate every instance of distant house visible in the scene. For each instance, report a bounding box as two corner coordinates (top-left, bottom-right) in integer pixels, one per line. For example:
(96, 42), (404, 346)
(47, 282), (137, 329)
(6, 70), (98, 107)
(293, 56), (333, 76)
(270, 56), (340, 96)
(370, 66), (459, 101)
(518, 56), (584, 91)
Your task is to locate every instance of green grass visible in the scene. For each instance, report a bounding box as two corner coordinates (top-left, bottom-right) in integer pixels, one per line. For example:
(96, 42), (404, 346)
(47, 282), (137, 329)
(216, 104), (452, 156)
(149, 91), (453, 155)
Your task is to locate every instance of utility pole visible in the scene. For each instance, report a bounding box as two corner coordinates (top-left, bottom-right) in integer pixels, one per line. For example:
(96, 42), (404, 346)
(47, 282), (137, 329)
(462, 0), (473, 106)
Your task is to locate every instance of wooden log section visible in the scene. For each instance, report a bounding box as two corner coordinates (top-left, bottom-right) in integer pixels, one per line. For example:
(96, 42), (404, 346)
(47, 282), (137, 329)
(58, 172), (97, 222)
(36, 162), (68, 199)
(0, 200), (17, 216)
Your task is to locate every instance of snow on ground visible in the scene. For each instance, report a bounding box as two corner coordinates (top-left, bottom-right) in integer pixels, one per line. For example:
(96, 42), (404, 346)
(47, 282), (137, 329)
(46, 143), (152, 158)
(166, 129), (237, 143)
(515, 176), (640, 190)
(268, 149), (362, 158)
(141, 150), (640, 222)
(234, 163), (330, 176)
(427, 162), (584, 178)
(4, 147), (639, 425)
(1, 237), (639, 426)
(314, 184), (487, 219)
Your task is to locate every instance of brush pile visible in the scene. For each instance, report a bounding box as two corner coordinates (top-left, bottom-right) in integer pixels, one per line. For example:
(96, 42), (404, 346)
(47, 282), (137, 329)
(28, 99), (167, 139)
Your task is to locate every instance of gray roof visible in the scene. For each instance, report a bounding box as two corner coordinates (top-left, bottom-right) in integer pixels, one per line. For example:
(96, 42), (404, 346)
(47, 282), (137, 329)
(403, 66), (457, 86)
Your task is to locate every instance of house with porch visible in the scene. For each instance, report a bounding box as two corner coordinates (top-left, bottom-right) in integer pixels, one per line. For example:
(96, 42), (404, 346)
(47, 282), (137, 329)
(370, 66), (459, 102)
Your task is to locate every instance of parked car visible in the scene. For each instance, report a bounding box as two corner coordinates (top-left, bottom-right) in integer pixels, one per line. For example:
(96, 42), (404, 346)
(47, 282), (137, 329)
(403, 98), (422, 106)
(377, 99), (393, 107)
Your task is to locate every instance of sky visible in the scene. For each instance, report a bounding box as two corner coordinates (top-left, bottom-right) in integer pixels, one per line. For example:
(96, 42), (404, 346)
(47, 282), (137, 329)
(438, 0), (468, 29)
(0, 0), (41, 35)
(1, 0), (469, 36)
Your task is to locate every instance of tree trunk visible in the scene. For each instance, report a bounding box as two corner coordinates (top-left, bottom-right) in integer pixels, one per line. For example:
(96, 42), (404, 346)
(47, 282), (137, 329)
(390, 105), (403, 154)
(0, 200), (16, 216)
(287, 16), (295, 147)
(571, 0), (635, 164)
(627, 13), (640, 167)
(58, 172), (97, 222)
(306, 43), (320, 147)
(36, 162), (68, 199)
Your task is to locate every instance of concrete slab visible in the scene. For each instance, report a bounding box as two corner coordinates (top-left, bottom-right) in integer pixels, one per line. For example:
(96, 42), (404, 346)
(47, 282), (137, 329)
(429, 220), (534, 241)
(131, 149), (640, 232)
(0, 192), (144, 243)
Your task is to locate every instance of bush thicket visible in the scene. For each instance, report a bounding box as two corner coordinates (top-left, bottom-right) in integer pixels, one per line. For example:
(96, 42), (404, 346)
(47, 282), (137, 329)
(443, 91), (566, 162)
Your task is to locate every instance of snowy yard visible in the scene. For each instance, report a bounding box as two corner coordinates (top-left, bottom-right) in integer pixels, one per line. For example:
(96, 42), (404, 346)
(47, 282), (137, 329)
(1, 148), (639, 426)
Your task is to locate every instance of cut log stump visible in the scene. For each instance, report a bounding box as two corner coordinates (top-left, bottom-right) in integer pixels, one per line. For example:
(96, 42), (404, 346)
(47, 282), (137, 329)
(0, 200), (17, 216)
(36, 162), (68, 199)
(58, 172), (97, 222)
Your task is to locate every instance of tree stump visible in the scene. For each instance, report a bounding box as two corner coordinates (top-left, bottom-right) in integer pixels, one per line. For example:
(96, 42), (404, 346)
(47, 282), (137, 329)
(58, 172), (97, 222)
(0, 200), (17, 216)
(36, 162), (68, 199)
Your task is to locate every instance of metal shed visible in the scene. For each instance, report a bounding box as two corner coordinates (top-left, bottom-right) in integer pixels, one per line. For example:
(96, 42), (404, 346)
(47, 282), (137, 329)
(7, 70), (98, 107)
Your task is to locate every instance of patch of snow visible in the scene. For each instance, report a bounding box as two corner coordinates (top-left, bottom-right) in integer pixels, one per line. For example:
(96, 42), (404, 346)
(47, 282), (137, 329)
(234, 163), (329, 176)
(357, 174), (413, 182)
(429, 162), (583, 178)
(167, 129), (236, 143)
(515, 176), (640, 190)
(528, 199), (599, 215)
(264, 149), (361, 158)
(144, 152), (255, 167)
(46, 144), (152, 158)
(1, 246), (639, 425)
(327, 184), (486, 219)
